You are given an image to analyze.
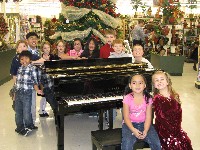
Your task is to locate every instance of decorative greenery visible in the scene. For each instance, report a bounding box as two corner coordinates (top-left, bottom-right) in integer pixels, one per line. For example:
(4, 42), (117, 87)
(43, 19), (56, 44)
(161, 0), (183, 24)
(184, 29), (196, 36)
(51, 0), (122, 44)
(61, 0), (119, 18)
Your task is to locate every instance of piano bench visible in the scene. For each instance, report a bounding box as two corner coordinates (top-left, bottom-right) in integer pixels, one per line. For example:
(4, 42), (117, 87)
(91, 128), (150, 150)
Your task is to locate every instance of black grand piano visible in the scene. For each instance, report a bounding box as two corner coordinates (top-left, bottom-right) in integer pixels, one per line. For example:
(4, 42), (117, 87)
(44, 57), (154, 150)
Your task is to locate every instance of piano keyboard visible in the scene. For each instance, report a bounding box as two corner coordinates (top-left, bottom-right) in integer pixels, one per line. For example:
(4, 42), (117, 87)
(64, 95), (123, 106)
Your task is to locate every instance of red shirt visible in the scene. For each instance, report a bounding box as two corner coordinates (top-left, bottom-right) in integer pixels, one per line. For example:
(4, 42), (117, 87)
(100, 43), (114, 58)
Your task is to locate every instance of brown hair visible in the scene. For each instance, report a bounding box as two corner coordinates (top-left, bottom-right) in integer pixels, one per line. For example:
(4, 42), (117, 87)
(112, 39), (124, 46)
(152, 71), (181, 103)
(53, 40), (67, 54)
(104, 30), (116, 37)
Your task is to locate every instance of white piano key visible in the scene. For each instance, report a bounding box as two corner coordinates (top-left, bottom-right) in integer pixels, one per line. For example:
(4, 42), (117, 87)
(67, 96), (123, 106)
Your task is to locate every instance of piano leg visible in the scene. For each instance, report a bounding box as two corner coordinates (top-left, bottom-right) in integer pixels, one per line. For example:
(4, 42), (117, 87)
(98, 109), (103, 130)
(57, 114), (64, 150)
(108, 108), (113, 129)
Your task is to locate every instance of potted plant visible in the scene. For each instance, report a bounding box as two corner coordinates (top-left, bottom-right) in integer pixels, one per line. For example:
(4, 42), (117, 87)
(141, 3), (148, 18)
(131, 0), (142, 18)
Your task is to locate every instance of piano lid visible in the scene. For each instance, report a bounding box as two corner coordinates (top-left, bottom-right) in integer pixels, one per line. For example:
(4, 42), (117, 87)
(44, 57), (132, 69)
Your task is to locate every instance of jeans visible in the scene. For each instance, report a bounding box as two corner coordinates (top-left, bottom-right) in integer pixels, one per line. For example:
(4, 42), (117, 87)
(15, 89), (34, 130)
(121, 122), (161, 150)
(31, 90), (36, 124)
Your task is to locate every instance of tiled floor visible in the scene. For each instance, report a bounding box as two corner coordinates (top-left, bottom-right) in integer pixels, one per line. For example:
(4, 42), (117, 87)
(0, 63), (200, 150)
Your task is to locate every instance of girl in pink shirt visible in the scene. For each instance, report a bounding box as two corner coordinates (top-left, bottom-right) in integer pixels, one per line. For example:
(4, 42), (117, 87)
(67, 38), (84, 57)
(122, 73), (161, 150)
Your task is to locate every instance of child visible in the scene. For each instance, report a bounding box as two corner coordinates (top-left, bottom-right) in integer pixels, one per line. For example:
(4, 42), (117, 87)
(38, 41), (58, 119)
(80, 38), (99, 58)
(122, 73), (161, 150)
(53, 40), (78, 60)
(40, 41), (55, 60)
(10, 40), (30, 84)
(100, 30), (116, 58)
(67, 38), (84, 57)
(152, 71), (193, 150)
(38, 41), (52, 117)
(15, 51), (42, 136)
(109, 39), (130, 58)
(132, 44), (153, 69)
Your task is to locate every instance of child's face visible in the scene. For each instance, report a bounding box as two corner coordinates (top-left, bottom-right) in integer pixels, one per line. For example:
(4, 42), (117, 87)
(27, 36), (38, 49)
(105, 34), (116, 45)
(113, 43), (124, 54)
(74, 40), (82, 51)
(132, 45), (144, 57)
(57, 42), (65, 53)
(20, 56), (31, 67)
(43, 44), (51, 55)
(153, 73), (168, 91)
(129, 75), (146, 94)
(17, 43), (28, 53)
(88, 40), (95, 51)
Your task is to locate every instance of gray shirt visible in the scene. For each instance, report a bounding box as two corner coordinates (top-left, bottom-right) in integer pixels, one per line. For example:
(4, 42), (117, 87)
(109, 52), (130, 58)
(132, 25), (147, 41)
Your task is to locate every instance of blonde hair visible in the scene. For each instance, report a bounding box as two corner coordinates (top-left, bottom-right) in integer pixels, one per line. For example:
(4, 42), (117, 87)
(152, 71), (181, 103)
(15, 40), (28, 52)
(112, 39), (124, 46)
(40, 41), (52, 53)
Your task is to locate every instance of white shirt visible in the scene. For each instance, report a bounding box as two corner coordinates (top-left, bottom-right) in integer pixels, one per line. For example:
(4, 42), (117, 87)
(132, 57), (154, 69)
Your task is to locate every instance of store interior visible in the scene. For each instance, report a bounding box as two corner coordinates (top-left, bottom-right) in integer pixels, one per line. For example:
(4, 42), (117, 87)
(0, 0), (200, 149)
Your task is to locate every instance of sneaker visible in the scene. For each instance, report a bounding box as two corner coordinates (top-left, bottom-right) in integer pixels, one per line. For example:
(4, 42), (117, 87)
(193, 66), (197, 71)
(39, 113), (46, 117)
(44, 113), (49, 117)
(29, 125), (38, 130)
(26, 128), (32, 132)
(19, 128), (31, 137)
(15, 128), (23, 134)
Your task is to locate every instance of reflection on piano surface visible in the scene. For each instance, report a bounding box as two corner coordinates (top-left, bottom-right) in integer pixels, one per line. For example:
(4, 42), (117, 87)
(43, 57), (154, 150)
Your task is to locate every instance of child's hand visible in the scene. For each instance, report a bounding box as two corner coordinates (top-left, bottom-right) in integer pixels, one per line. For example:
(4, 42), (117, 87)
(81, 57), (87, 59)
(132, 128), (143, 139)
(37, 90), (43, 95)
(72, 56), (79, 60)
(139, 130), (147, 139)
